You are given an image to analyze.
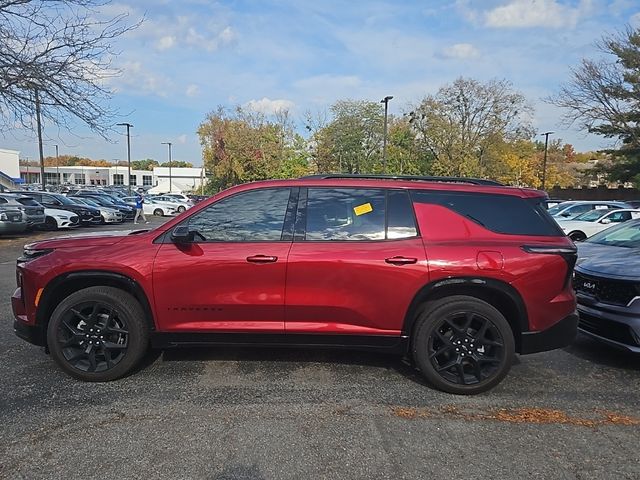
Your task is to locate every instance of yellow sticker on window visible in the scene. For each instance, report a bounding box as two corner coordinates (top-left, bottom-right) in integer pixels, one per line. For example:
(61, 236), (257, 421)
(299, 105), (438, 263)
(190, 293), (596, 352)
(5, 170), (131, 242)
(353, 202), (373, 216)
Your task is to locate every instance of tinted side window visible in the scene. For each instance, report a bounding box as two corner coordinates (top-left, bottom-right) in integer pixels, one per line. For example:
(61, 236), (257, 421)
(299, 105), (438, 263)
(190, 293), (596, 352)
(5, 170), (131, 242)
(387, 190), (417, 239)
(306, 188), (385, 240)
(568, 204), (591, 215)
(15, 197), (40, 206)
(413, 191), (563, 236)
(0, 197), (7, 204)
(188, 188), (291, 241)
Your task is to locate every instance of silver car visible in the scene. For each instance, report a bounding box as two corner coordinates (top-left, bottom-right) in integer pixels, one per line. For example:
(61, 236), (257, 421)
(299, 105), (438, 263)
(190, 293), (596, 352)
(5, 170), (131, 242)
(0, 205), (28, 234)
(0, 193), (45, 228)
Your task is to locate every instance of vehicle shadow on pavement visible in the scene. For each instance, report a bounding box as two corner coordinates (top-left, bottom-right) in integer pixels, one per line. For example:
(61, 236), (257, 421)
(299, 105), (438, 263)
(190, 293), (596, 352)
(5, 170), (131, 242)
(159, 346), (429, 386)
(563, 333), (640, 371)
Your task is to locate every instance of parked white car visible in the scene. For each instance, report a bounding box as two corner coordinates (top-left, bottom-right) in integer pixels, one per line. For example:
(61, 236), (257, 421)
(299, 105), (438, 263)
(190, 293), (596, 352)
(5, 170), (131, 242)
(42, 208), (80, 230)
(557, 208), (640, 241)
(547, 200), (629, 220)
(122, 197), (180, 216)
(147, 195), (192, 213)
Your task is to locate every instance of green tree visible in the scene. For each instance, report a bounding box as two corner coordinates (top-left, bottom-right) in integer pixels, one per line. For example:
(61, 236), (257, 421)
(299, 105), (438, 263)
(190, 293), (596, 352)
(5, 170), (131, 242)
(409, 77), (533, 178)
(131, 159), (159, 171)
(549, 27), (640, 186)
(161, 161), (193, 168)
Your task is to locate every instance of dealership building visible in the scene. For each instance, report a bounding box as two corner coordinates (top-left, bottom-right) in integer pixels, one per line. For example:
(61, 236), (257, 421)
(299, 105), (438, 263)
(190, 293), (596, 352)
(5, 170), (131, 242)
(0, 148), (205, 193)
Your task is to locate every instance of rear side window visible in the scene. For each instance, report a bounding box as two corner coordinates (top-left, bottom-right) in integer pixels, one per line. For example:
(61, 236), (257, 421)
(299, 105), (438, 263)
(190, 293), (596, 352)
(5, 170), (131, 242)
(0, 197), (7, 204)
(306, 188), (386, 240)
(412, 191), (563, 236)
(387, 190), (418, 239)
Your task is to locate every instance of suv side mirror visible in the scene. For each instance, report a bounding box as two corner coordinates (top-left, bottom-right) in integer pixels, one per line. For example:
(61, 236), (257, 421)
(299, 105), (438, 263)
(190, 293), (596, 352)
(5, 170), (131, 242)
(600, 218), (611, 224)
(171, 225), (194, 244)
(561, 212), (572, 217)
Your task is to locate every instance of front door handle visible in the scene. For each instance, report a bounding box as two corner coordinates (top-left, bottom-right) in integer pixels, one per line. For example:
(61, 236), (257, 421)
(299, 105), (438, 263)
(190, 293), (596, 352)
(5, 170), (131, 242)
(246, 255), (278, 263)
(385, 256), (418, 265)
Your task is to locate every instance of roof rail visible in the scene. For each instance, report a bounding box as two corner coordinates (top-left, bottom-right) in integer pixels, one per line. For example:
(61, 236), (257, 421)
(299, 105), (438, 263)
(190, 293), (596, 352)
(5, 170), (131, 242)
(300, 174), (503, 186)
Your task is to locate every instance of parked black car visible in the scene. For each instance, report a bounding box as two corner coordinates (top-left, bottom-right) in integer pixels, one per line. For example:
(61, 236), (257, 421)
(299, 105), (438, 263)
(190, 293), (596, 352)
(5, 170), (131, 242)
(574, 219), (640, 353)
(14, 191), (101, 225)
(70, 193), (135, 220)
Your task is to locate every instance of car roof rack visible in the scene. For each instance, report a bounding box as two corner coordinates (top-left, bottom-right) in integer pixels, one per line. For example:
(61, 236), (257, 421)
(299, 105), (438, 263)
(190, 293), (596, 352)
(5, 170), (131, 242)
(300, 174), (503, 186)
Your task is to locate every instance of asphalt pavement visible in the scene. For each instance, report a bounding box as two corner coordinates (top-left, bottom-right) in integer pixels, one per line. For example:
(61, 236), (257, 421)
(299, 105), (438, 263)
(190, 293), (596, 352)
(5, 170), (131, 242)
(1, 221), (639, 479)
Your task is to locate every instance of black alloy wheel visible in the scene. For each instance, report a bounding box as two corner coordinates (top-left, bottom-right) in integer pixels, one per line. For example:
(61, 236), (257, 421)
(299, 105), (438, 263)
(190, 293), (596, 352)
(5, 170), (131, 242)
(153, 208), (163, 216)
(44, 217), (58, 231)
(568, 231), (586, 242)
(412, 296), (515, 394)
(47, 287), (149, 381)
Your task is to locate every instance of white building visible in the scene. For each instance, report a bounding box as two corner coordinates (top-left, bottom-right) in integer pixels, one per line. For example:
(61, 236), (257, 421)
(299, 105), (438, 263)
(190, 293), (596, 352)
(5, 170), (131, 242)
(17, 164), (205, 193)
(0, 148), (20, 179)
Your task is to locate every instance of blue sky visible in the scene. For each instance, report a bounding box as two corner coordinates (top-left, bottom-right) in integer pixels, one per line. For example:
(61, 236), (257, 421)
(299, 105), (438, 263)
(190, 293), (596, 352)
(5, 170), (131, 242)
(4, 0), (640, 166)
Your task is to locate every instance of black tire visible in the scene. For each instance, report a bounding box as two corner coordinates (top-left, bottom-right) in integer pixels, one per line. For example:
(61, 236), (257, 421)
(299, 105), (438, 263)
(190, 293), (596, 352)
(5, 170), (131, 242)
(44, 217), (58, 231)
(568, 231), (586, 242)
(153, 208), (163, 216)
(412, 295), (515, 395)
(100, 215), (106, 224)
(46, 286), (149, 382)
(177, 205), (186, 213)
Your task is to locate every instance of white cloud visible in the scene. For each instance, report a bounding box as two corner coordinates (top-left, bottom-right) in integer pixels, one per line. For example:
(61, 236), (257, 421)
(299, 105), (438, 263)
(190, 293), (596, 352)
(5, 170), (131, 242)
(177, 134), (188, 144)
(218, 26), (237, 45)
(156, 35), (175, 50)
(631, 12), (640, 27)
(485, 0), (592, 28)
(185, 84), (200, 97)
(117, 61), (172, 97)
(245, 97), (295, 114)
(441, 43), (479, 59)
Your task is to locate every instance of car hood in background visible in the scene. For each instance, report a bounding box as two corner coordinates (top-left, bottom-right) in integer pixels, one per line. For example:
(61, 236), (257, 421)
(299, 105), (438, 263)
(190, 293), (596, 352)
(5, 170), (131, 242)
(576, 242), (640, 281)
(25, 229), (149, 249)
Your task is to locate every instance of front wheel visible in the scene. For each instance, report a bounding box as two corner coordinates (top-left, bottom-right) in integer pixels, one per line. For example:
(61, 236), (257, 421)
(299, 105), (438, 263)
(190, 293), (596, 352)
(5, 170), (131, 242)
(153, 208), (163, 216)
(177, 205), (186, 213)
(47, 286), (149, 381)
(568, 231), (586, 242)
(44, 217), (58, 231)
(412, 296), (515, 395)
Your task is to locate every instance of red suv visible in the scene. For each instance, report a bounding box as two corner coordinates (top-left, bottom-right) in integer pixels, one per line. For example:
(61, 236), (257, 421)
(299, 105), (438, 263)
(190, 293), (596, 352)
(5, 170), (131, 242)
(11, 175), (578, 394)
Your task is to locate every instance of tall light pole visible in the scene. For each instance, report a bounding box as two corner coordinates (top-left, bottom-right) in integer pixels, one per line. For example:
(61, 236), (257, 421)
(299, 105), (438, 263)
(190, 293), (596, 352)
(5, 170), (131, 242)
(541, 131), (554, 191)
(117, 122), (133, 194)
(54, 144), (59, 187)
(161, 142), (173, 193)
(35, 89), (46, 191)
(380, 95), (393, 173)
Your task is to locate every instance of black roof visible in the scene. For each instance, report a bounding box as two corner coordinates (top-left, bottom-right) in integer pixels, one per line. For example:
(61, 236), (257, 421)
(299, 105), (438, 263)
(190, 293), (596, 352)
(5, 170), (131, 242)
(300, 174), (503, 186)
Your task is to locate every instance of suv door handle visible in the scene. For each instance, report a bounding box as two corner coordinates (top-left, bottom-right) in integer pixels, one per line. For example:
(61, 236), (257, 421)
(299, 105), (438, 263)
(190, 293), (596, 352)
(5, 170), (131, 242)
(246, 255), (278, 263)
(385, 256), (418, 265)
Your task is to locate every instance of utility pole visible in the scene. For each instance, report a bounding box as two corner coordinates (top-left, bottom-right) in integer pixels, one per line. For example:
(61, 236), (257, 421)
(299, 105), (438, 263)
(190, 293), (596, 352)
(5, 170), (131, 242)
(161, 142), (173, 193)
(380, 95), (393, 173)
(54, 144), (59, 187)
(35, 89), (46, 191)
(541, 131), (554, 191)
(117, 123), (133, 194)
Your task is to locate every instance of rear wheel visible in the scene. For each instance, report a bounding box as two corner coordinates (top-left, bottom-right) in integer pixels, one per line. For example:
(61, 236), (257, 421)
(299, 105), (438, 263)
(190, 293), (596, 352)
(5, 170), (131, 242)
(412, 296), (515, 395)
(47, 286), (149, 382)
(153, 208), (163, 216)
(568, 231), (586, 241)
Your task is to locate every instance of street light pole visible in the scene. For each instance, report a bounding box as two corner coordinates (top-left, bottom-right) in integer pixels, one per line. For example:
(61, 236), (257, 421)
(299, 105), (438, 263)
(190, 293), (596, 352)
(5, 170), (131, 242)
(161, 142), (173, 193)
(380, 95), (393, 173)
(54, 144), (59, 187)
(35, 89), (46, 191)
(117, 123), (133, 194)
(540, 131), (554, 191)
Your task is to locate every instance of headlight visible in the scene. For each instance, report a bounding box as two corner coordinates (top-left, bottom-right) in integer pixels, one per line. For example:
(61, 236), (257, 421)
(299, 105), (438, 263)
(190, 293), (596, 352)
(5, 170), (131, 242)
(55, 215), (69, 220)
(0, 213), (7, 221)
(20, 247), (54, 261)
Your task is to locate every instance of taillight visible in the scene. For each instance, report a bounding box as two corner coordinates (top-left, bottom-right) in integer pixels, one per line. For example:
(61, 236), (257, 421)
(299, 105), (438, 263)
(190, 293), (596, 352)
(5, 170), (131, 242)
(522, 244), (578, 288)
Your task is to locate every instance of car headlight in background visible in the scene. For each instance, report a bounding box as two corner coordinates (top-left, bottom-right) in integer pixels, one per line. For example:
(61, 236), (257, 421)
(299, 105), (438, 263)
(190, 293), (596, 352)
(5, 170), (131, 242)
(55, 215), (70, 220)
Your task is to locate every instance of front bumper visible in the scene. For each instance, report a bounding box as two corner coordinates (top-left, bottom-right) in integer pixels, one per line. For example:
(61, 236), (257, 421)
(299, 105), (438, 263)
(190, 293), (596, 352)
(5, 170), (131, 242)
(12, 287), (46, 346)
(577, 297), (640, 353)
(520, 311), (578, 354)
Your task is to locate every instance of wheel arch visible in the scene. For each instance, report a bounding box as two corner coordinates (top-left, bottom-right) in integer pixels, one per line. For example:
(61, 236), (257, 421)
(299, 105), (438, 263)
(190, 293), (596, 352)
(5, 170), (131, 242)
(402, 277), (528, 353)
(37, 270), (156, 333)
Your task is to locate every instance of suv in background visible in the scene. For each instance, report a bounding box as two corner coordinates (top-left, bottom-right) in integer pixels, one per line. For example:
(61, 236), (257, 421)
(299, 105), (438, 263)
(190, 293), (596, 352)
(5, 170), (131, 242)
(574, 219), (640, 353)
(0, 193), (45, 228)
(11, 175), (577, 394)
(0, 203), (27, 234)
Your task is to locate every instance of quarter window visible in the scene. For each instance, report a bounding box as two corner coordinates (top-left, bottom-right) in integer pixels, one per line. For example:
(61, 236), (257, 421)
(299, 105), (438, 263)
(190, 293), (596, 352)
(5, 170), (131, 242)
(387, 190), (418, 239)
(187, 188), (291, 241)
(305, 188), (386, 241)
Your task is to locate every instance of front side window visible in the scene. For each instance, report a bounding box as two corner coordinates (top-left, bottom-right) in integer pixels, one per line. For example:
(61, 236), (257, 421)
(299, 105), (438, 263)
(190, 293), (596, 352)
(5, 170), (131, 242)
(305, 188), (386, 241)
(187, 188), (291, 241)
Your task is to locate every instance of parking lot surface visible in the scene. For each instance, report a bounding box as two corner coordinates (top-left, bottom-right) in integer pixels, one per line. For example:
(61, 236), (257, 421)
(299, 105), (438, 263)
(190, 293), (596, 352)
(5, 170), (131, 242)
(1, 220), (639, 479)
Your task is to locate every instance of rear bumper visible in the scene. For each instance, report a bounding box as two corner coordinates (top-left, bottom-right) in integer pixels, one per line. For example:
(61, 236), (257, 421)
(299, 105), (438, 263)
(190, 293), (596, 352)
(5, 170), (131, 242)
(519, 311), (578, 354)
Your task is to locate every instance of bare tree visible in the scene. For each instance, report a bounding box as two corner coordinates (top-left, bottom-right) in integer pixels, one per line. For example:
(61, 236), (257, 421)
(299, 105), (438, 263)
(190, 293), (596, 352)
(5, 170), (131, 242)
(0, 0), (140, 137)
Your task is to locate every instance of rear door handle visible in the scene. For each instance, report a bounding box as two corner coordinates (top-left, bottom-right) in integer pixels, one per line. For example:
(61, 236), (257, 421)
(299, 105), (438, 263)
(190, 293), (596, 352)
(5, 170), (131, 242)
(385, 256), (418, 265)
(246, 255), (278, 263)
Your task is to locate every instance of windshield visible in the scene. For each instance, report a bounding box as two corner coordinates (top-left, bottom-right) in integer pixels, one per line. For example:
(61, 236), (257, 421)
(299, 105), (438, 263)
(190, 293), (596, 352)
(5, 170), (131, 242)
(573, 210), (609, 222)
(53, 194), (79, 206)
(547, 203), (574, 216)
(586, 220), (640, 248)
(78, 198), (99, 207)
